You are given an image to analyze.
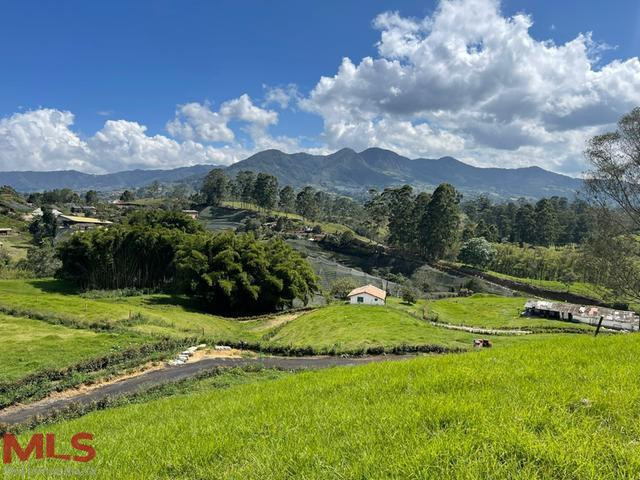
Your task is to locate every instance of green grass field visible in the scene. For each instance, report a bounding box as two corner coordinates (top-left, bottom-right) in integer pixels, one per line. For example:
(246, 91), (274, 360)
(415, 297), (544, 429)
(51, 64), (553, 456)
(265, 304), (476, 352)
(0, 280), (596, 360)
(426, 294), (595, 332)
(19, 333), (640, 479)
(0, 315), (148, 383)
(0, 279), (273, 343)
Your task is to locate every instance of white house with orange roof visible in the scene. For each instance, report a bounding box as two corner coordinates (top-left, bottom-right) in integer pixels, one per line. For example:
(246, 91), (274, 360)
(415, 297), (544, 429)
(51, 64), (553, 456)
(347, 284), (387, 305)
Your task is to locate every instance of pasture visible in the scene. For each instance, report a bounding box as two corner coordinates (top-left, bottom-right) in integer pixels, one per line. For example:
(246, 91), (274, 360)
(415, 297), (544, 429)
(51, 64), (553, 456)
(265, 304), (476, 352)
(0, 279), (273, 343)
(426, 294), (595, 332)
(17, 333), (640, 479)
(0, 314), (148, 383)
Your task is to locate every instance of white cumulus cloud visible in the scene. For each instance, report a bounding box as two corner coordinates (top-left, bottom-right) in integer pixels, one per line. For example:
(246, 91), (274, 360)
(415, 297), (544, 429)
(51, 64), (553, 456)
(0, 109), (93, 172)
(301, 0), (640, 174)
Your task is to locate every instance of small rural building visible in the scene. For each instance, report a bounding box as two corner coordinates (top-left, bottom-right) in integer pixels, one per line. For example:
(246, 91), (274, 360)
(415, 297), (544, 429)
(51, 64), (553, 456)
(524, 299), (640, 332)
(57, 214), (113, 232)
(347, 285), (387, 305)
(0, 228), (12, 236)
(70, 205), (97, 216)
(182, 209), (199, 219)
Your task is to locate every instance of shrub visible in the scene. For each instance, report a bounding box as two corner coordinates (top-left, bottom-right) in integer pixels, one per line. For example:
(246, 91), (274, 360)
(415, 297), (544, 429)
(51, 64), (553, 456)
(16, 241), (61, 277)
(330, 277), (359, 300)
(401, 287), (418, 304)
(458, 237), (496, 269)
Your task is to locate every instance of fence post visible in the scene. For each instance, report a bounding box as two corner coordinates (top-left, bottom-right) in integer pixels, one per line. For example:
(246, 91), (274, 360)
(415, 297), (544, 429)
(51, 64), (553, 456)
(594, 315), (604, 337)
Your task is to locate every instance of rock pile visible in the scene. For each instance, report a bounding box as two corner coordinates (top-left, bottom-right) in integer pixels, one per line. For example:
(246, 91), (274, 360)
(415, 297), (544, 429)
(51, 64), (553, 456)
(167, 344), (207, 366)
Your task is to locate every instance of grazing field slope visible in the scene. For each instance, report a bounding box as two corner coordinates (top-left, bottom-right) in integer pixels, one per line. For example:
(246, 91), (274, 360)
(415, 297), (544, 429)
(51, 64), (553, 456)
(22, 334), (640, 479)
(0, 315), (148, 382)
(0, 279), (272, 343)
(428, 294), (595, 332)
(266, 304), (476, 352)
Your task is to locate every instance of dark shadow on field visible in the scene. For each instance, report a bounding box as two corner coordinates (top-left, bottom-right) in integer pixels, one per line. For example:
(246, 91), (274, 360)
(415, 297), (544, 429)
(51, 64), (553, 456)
(139, 294), (208, 313)
(27, 279), (80, 295)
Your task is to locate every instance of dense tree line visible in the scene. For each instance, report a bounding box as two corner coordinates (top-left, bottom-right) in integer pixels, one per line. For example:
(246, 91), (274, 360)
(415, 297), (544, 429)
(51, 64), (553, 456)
(461, 195), (593, 246)
(176, 231), (317, 313)
(27, 188), (80, 206)
(56, 211), (317, 313)
(364, 183), (461, 261)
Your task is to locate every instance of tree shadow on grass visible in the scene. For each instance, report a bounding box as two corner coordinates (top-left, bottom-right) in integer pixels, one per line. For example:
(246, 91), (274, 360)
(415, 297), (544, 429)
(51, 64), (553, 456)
(26, 279), (80, 295)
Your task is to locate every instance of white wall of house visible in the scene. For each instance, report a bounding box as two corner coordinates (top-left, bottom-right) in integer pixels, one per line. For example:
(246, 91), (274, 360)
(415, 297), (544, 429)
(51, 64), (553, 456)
(349, 293), (384, 305)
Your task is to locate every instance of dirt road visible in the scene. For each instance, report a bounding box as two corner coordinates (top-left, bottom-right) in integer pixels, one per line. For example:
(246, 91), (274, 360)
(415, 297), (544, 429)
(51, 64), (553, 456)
(0, 354), (414, 426)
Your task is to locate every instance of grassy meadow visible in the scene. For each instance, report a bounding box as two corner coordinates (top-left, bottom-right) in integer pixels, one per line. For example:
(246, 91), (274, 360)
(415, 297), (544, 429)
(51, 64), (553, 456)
(0, 279), (273, 343)
(0, 280), (597, 363)
(487, 270), (613, 302)
(426, 294), (595, 332)
(0, 314), (148, 383)
(266, 304), (476, 352)
(17, 333), (640, 479)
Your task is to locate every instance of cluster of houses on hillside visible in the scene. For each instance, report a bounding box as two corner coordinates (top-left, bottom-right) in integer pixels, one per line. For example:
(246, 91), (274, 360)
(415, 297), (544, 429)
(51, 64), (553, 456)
(20, 203), (200, 236)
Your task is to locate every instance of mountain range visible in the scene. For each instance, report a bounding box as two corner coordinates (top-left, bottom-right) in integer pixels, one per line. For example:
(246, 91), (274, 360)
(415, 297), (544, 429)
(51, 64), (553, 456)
(226, 148), (583, 199)
(0, 148), (583, 199)
(0, 165), (214, 192)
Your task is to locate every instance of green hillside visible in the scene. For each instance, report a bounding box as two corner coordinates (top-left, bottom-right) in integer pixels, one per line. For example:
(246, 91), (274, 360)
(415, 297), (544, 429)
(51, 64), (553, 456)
(0, 314), (148, 383)
(19, 333), (640, 479)
(266, 304), (475, 352)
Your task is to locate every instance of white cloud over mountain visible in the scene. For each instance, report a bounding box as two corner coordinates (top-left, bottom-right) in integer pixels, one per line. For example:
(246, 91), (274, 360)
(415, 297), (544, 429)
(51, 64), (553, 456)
(302, 0), (640, 174)
(0, 109), (239, 173)
(0, 0), (638, 174)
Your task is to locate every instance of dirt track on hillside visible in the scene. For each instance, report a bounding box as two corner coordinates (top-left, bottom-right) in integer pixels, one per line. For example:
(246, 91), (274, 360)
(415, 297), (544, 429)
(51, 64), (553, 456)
(0, 354), (415, 426)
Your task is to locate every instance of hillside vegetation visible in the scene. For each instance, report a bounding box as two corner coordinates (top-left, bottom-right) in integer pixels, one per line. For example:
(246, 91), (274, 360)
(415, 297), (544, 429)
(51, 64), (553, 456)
(20, 333), (640, 479)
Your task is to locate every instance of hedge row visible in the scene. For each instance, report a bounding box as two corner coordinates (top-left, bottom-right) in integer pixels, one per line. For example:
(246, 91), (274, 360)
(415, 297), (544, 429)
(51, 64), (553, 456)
(211, 339), (465, 357)
(0, 337), (195, 408)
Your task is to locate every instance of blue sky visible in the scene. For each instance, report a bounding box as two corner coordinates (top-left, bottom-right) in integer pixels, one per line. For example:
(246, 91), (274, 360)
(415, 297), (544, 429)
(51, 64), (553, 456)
(0, 0), (639, 174)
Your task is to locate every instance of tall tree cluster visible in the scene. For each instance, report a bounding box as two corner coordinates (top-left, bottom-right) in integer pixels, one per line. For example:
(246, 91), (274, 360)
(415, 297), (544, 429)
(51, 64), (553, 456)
(56, 210), (318, 313)
(461, 195), (593, 246)
(200, 169), (365, 228)
(365, 183), (461, 261)
(582, 107), (640, 303)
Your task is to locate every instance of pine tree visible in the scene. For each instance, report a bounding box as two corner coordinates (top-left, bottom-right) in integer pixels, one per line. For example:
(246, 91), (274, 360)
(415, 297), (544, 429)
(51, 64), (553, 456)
(419, 183), (460, 261)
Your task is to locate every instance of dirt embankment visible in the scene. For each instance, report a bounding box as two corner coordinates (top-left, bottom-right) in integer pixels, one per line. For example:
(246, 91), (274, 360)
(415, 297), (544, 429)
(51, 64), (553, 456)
(438, 264), (611, 307)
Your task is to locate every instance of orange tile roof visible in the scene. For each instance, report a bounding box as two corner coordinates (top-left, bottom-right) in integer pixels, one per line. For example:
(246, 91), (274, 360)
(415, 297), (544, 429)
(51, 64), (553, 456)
(347, 284), (387, 300)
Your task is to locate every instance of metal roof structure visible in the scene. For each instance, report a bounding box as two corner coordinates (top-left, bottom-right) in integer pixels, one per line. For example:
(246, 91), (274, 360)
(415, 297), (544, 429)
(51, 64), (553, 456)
(58, 215), (112, 225)
(525, 299), (640, 331)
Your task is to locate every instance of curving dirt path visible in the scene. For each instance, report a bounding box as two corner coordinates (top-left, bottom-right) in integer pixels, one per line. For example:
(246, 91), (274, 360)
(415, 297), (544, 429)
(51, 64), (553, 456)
(0, 354), (415, 427)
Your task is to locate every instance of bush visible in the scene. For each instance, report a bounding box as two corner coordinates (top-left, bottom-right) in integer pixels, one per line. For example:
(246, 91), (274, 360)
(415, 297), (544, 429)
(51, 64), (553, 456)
(176, 232), (318, 314)
(330, 277), (359, 300)
(401, 287), (418, 304)
(16, 242), (61, 277)
(458, 237), (496, 269)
